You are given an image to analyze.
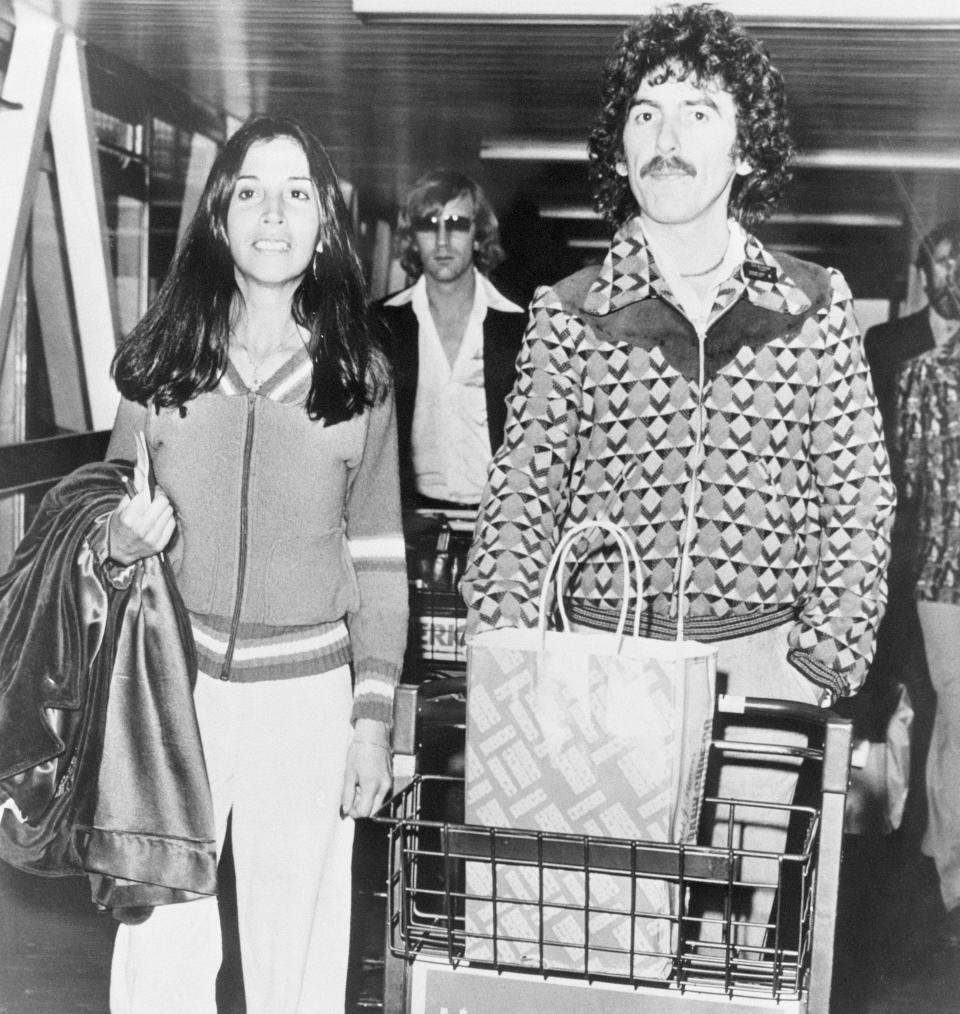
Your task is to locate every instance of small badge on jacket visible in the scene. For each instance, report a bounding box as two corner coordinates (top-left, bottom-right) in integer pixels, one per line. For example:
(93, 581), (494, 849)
(743, 261), (778, 284)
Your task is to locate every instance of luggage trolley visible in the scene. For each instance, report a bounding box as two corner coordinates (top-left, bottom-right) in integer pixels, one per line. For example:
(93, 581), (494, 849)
(402, 509), (477, 681)
(378, 676), (852, 1014)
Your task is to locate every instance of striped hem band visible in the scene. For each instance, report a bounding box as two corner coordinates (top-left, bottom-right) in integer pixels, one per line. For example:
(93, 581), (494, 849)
(566, 601), (796, 642)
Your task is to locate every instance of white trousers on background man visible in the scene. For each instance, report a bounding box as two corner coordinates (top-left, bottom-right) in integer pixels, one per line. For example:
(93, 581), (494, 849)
(110, 665), (356, 1014)
(917, 600), (960, 914)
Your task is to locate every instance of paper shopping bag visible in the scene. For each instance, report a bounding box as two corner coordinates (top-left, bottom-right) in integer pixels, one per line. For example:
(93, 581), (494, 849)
(464, 519), (716, 979)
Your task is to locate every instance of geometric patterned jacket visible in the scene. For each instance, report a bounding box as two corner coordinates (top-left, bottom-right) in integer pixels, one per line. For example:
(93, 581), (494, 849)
(462, 217), (895, 701)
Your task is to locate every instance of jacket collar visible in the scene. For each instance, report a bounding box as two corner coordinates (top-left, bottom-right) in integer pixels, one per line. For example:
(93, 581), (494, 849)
(220, 345), (313, 403)
(384, 268), (524, 314)
(581, 216), (813, 319)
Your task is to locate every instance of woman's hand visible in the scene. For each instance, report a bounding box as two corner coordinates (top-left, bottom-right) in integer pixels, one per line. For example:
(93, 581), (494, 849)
(340, 719), (392, 819)
(107, 486), (176, 565)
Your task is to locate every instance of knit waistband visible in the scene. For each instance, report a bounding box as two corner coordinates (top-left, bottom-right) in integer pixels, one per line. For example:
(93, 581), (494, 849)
(565, 601), (796, 642)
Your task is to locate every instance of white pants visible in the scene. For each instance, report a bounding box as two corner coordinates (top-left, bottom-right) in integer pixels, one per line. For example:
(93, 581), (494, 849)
(917, 600), (960, 913)
(700, 623), (822, 948)
(111, 666), (356, 1014)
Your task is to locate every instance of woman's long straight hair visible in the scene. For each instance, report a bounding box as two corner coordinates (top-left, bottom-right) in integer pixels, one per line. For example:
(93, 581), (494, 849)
(111, 115), (388, 424)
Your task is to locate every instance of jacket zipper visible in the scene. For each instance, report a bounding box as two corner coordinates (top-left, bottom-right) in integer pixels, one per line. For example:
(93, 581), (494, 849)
(670, 292), (741, 630)
(220, 393), (257, 680)
(672, 321), (707, 632)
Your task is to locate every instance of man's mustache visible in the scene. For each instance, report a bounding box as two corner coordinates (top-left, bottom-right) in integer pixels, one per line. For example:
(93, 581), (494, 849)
(639, 156), (697, 177)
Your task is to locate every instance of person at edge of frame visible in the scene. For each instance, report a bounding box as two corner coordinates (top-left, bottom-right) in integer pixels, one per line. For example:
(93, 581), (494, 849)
(867, 219), (960, 948)
(101, 116), (408, 1013)
(461, 2), (894, 952)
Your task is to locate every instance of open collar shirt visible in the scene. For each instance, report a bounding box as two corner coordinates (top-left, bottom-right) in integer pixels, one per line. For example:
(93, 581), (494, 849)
(386, 269), (523, 504)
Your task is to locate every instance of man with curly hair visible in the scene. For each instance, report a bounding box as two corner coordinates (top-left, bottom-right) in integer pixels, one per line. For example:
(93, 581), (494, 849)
(463, 3), (893, 948)
(379, 169), (526, 508)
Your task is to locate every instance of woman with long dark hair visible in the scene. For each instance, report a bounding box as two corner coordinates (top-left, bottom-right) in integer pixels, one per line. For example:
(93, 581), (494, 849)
(103, 115), (407, 1013)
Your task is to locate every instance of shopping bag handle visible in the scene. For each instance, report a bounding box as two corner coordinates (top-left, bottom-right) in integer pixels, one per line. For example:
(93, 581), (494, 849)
(537, 516), (642, 648)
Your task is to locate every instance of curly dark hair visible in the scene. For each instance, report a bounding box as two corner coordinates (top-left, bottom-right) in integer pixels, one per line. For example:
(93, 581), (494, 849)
(916, 219), (960, 281)
(112, 115), (388, 425)
(395, 169), (504, 279)
(588, 3), (794, 230)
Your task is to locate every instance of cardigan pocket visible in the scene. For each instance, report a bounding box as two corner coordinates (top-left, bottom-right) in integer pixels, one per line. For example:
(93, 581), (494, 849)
(168, 534), (222, 615)
(263, 531), (355, 624)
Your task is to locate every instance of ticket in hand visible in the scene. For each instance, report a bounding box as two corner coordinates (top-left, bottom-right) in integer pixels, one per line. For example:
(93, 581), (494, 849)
(133, 430), (155, 499)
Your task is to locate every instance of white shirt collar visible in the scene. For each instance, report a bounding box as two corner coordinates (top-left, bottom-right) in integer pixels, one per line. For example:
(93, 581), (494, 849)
(401, 269), (523, 504)
(384, 269), (524, 314)
(644, 220), (746, 324)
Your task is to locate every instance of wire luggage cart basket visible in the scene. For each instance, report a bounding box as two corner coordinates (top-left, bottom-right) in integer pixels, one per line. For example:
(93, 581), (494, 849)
(377, 688), (852, 1014)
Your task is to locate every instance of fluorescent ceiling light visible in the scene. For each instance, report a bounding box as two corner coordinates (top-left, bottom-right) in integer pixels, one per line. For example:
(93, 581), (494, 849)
(354, 1), (960, 22)
(481, 138), (960, 172)
(767, 212), (905, 228)
(540, 206), (905, 228)
(796, 150), (960, 172)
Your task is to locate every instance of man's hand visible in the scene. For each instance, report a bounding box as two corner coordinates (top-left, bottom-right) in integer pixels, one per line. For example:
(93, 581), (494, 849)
(340, 719), (392, 819)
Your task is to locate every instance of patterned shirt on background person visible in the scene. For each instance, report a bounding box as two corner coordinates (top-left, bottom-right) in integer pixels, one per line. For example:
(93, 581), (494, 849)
(895, 332), (960, 606)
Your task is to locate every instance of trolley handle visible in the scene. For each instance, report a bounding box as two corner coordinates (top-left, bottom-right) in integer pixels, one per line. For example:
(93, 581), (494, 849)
(416, 674), (467, 702)
(410, 683), (843, 722)
(391, 682), (852, 793)
(719, 694), (852, 794)
(403, 682), (845, 729)
(390, 676), (466, 758)
(718, 693), (842, 728)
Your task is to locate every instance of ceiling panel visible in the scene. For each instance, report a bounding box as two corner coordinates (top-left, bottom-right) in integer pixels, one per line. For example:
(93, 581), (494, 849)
(31, 1), (959, 192)
(23, 0), (960, 298)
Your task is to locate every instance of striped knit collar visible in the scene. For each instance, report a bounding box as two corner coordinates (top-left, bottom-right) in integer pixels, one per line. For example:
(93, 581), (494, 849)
(220, 346), (313, 403)
(581, 216), (812, 319)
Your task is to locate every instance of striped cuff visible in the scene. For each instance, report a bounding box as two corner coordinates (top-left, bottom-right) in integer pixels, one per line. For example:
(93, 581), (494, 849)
(351, 663), (401, 726)
(787, 648), (845, 702)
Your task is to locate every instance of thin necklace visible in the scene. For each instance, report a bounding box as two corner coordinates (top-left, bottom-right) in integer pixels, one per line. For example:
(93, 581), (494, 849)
(233, 319), (299, 391)
(679, 249), (727, 279)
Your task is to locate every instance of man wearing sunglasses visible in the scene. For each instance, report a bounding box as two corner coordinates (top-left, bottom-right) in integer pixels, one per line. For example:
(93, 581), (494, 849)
(379, 169), (526, 509)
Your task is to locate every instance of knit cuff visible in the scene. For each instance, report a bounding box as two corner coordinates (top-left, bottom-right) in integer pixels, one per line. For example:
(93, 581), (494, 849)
(787, 647), (844, 705)
(351, 660), (402, 727)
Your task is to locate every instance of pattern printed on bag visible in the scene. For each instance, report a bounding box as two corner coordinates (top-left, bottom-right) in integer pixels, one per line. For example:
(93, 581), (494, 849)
(464, 629), (715, 978)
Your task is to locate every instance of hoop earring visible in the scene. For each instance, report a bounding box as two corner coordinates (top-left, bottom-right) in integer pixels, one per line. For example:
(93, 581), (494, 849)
(312, 247), (322, 283)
